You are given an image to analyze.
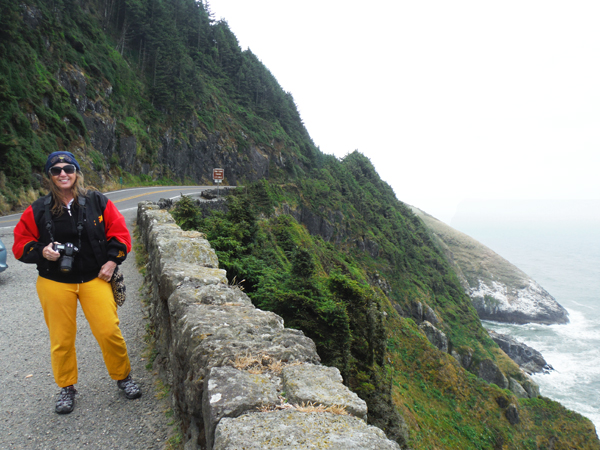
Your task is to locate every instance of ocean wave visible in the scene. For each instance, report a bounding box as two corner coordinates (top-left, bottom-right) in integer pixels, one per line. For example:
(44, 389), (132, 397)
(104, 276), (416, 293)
(484, 308), (600, 430)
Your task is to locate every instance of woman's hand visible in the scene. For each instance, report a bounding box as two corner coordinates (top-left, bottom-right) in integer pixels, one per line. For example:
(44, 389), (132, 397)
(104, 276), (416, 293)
(98, 261), (117, 282)
(43, 242), (61, 261)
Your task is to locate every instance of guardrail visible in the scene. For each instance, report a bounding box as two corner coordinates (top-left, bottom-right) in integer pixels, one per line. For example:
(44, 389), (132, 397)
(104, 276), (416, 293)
(137, 201), (401, 449)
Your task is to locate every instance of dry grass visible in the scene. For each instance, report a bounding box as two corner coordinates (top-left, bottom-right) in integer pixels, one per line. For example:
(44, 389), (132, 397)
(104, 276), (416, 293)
(0, 194), (10, 215)
(257, 396), (295, 413)
(295, 402), (348, 415)
(102, 179), (122, 192)
(228, 276), (245, 291)
(257, 398), (348, 416)
(230, 352), (301, 375)
(0, 185), (43, 215)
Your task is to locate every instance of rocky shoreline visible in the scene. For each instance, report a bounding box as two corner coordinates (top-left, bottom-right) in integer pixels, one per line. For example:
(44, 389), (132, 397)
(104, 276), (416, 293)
(488, 330), (553, 375)
(471, 279), (569, 325)
(410, 206), (569, 325)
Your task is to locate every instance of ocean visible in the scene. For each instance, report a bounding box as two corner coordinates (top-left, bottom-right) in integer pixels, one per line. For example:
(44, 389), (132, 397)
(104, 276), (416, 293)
(450, 200), (600, 431)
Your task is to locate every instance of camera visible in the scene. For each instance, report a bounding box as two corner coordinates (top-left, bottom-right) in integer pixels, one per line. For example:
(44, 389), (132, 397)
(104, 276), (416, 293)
(53, 243), (79, 273)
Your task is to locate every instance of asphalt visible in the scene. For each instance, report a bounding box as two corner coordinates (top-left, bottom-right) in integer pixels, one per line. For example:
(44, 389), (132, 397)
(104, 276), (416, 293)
(0, 209), (171, 450)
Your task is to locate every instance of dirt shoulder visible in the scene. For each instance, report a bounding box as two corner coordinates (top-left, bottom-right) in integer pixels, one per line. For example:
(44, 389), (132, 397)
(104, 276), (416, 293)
(0, 210), (171, 450)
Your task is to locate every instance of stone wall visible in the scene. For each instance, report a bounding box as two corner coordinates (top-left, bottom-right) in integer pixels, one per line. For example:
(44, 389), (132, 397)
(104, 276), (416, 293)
(137, 202), (402, 450)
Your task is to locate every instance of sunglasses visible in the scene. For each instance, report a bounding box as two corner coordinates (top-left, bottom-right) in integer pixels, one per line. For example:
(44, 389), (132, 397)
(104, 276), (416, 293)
(49, 164), (76, 176)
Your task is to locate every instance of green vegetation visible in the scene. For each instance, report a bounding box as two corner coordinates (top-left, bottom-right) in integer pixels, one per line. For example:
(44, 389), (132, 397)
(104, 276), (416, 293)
(172, 171), (599, 448)
(0, 0), (315, 210)
(1, 0), (597, 446)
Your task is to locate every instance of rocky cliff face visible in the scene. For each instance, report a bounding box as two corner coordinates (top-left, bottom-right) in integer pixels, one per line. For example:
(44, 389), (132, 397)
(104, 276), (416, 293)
(411, 206), (569, 325)
(9, 2), (294, 197)
(137, 202), (403, 449)
(157, 127), (273, 186)
(278, 203), (380, 257)
(55, 63), (282, 188)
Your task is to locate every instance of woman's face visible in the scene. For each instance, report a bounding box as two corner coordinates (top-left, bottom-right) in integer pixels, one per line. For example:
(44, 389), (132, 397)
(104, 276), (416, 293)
(49, 163), (77, 192)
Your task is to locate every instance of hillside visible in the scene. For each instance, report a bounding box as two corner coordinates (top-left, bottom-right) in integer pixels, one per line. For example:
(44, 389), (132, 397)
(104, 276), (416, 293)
(170, 175), (599, 448)
(1, 1), (598, 448)
(410, 206), (569, 325)
(1, 0), (316, 212)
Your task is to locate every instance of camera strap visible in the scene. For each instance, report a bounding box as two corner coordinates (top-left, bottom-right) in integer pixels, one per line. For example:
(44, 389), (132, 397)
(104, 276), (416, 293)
(43, 195), (55, 243)
(77, 197), (85, 251)
(43, 194), (85, 250)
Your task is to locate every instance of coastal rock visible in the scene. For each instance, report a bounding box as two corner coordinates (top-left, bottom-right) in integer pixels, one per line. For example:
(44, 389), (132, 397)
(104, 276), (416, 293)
(213, 410), (402, 450)
(452, 349), (473, 370)
(410, 301), (423, 322)
(505, 404), (520, 425)
(393, 303), (407, 318)
(521, 375), (540, 398)
(424, 305), (441, 325)
(508, 377), (529, 399)
(419, 321), (448, 353)
(478, 359), (508, 389)
(471, 279), (568, 325)
(410, 206), (569, 325)
(489, 330), (552, 374)
(495, 396), (509, 409)
(409, 300), (441, 326)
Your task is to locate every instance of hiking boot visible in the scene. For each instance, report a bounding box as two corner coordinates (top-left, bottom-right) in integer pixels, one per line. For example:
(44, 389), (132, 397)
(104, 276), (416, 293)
(117, 374), (142, 399)
(55, 385), (77, 414)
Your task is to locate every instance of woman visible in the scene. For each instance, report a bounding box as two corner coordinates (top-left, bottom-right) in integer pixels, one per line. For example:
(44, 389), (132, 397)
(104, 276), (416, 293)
(13, 151), (141, 414)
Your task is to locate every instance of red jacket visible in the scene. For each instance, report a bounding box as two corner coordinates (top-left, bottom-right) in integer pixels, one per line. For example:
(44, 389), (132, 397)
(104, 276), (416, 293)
(13, 190), (131, 282)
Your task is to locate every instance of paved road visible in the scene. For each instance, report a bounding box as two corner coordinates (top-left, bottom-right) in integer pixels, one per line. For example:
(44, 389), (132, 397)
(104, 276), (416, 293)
(0, 186), (216, 449)
(0, 186), (213, 229)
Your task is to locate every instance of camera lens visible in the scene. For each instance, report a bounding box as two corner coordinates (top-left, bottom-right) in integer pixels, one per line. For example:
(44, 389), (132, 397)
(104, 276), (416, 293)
(59, 257), (74, 273)
(54, 243), (77, 273)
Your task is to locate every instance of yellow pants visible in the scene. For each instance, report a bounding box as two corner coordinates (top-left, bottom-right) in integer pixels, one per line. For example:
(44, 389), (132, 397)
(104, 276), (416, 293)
(36, 276), (131, 387)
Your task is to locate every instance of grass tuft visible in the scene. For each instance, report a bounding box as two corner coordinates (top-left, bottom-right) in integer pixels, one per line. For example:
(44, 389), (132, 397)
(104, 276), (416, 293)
(230, 352), (301, 375)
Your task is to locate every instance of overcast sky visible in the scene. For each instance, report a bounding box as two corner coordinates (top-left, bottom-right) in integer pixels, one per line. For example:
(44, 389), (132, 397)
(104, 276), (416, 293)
(208, 0), (600, 224)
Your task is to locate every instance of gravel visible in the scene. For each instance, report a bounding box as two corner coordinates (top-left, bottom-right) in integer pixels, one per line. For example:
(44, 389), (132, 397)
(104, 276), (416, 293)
(0, 209), (171, 450)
